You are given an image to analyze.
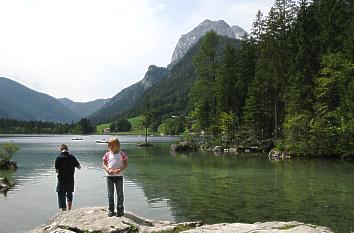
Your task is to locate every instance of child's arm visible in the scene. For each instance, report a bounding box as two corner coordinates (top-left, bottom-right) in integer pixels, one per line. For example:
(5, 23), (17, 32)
(103, 160), (113, 174)
(102, 153), (112, 174)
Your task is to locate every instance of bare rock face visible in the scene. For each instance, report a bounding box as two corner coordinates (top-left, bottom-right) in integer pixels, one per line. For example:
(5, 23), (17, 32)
(171, 19), (248, 65)
(29, 207), (334, 233)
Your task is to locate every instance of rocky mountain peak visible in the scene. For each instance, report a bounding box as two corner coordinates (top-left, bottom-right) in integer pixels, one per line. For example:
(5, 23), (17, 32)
(171, 19), (248, 65)
(140, 65), (168, 89)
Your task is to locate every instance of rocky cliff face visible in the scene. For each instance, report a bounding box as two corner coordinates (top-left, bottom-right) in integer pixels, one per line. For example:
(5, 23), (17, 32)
(171, 19), (248, 65)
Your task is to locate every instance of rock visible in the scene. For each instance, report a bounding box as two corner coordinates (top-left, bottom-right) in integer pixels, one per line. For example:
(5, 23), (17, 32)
(171, 19), (248, 65)
(0, 177), (12, 191)
(30, 208), (334, 233)
(137, 142), (153, 147)
(213, 146), (224, 153)
(29, 207), (201, 233)
(182, 221), (334, 233)
(171, 141), (198, 153)
(0, 160), (17, 170)
(269, 149), (291, 160)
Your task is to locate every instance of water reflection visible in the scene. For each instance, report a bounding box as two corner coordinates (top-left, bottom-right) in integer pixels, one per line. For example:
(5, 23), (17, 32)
(0, 135), (353, 233)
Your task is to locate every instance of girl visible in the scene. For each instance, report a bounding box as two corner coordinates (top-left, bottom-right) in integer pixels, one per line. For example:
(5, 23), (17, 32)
(102, 137), (128, 217)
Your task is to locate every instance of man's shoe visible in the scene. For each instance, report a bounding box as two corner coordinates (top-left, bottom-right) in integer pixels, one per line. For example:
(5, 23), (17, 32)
(108, 211), (115, 217)
(116, 210), (124, 217)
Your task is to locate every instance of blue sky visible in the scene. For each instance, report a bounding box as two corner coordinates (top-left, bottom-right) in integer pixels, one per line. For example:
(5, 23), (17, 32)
(0, 0), (274, 101)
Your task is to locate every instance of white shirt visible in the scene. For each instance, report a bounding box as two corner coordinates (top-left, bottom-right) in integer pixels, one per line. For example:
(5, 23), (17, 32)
(102, 151), (128, 176)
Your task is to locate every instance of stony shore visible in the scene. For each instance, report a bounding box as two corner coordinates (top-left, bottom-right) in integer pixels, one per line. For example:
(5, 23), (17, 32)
(29, 207), (334, 233)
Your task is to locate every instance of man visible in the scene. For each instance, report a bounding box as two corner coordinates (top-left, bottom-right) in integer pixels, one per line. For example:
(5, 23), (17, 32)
(55, 144), (81, 211)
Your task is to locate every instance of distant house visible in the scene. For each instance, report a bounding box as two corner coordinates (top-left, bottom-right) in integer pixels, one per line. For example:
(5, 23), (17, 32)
(104, 128), (110, 133)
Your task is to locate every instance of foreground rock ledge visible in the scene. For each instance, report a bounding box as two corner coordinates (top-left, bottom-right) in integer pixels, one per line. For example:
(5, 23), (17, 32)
(29, 207), (334, 233)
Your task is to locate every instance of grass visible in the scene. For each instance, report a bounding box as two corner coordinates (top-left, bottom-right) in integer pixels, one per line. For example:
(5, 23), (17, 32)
(96, 123), (111, 134)
(128, 116), (144, 131)
(156, 225), (195, 233)
(96, 116), (159, 136)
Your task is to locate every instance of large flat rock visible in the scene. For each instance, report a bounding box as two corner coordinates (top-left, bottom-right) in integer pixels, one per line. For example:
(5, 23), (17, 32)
(29, 207), (334, 233)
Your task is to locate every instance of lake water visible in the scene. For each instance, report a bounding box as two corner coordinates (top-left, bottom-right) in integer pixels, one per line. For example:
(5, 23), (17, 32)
(0, 135), (353, 233)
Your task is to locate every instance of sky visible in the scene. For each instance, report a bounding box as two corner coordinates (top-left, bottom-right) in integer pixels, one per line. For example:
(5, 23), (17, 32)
(0, 0), (274, 102)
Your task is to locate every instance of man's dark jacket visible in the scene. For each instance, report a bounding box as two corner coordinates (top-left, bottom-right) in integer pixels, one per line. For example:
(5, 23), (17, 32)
(55, 151), (80, 192)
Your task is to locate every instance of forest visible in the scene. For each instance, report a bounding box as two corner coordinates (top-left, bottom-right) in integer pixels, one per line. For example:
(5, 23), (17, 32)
(0, 118), (93, 135)
(189, 0), (353, 158)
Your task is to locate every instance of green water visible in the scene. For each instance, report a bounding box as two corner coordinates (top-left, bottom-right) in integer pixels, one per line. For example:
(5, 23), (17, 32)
(0, 135), (353, 233)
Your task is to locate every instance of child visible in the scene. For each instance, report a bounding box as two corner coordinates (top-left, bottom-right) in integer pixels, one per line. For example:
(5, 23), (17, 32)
(102, 137), (128, 217)
(55, 144), (81, 211)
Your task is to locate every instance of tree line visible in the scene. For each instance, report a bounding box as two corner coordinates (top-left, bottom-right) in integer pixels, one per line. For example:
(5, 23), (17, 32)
(0, 118), (93, 135)
(190, 0), (353, 158)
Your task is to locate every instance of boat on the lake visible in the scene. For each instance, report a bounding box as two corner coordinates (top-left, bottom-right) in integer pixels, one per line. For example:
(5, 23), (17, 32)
(72, 137), (83, 141)
(96, 139), (108, 144)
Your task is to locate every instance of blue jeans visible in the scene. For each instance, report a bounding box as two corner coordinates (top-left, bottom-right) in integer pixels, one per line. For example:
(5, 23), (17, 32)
(106, 176), (124, 213)
(57, 191), (73, 209)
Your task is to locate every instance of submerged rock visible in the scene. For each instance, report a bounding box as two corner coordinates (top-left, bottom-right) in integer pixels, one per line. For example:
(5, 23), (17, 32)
(30, 207), (334, 233)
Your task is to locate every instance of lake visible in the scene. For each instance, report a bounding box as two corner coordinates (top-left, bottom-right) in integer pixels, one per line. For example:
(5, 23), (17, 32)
(0, 135), (353, 233)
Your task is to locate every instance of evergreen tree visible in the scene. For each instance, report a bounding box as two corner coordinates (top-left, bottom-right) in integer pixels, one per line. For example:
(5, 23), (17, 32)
(191, 31), (220, 136)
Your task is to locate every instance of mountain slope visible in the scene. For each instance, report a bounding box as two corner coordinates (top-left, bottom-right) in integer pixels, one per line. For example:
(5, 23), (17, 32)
(121, 35), (241, 126)
(171, 19), (247, 65)
(58, 98), (109, 118)
(0, 77), (77, 122)
(89, 65), (168, 123)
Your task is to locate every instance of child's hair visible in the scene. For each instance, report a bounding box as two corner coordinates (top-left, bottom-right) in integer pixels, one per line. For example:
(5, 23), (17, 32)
(108, 137), (120, 151)
(60, 144), (68, 151)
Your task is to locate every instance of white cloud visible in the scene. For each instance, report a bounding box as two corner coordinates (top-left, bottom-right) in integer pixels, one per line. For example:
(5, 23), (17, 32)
(0, 0), (274, 101)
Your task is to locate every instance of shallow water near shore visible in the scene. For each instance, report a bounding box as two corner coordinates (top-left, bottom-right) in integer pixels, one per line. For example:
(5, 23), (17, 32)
(0, 135), (353, 233)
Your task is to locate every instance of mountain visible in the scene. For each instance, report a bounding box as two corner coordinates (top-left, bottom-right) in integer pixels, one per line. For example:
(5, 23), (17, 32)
(231, 25), (248, 39)
(89, 65), (168, 123)
(171, 19), (247, 65)
(0, 77), (77, 122)
(58, 98), (109, 118)
(120, 35), (241, 128)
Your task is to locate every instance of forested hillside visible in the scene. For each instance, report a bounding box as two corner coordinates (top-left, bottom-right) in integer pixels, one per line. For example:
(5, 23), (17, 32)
(112, 0), (353, 159)
(190, 0), (353, 158)
(121, 36), (240, 131)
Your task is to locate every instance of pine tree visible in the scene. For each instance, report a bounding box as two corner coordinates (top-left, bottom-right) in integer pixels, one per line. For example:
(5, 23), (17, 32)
(191, 31), (220, 136)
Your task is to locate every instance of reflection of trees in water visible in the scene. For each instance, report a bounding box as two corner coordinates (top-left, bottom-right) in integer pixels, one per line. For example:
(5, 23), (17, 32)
(125, 148), (354, 233)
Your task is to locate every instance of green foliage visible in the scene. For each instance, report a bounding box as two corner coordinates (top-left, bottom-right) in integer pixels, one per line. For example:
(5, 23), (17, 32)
(110, 118), (132, 132)
(75, 118), (94, 134)
(310, 53), (354, 158)
(0, 117), (94, 135)
(128, 116), (144, 130)
(160, 117), (186, 135)
(0, 143), (19, 164)
(96, 123), (111, 134)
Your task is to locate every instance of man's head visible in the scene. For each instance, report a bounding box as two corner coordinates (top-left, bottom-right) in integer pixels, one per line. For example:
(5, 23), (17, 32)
(60, 144), (68, 152)
(108, 137), (120, 153)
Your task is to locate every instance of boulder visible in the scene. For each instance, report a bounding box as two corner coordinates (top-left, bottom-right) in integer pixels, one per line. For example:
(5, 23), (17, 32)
(213, 146), (224, 153)
(29, 207), (201, 233)
(0, 160), (17, 170)
(183, 221), (334, 233)
(0, 177), (11, 191)
(171, 141), (198, 153)
(29, 207), (334, 233)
